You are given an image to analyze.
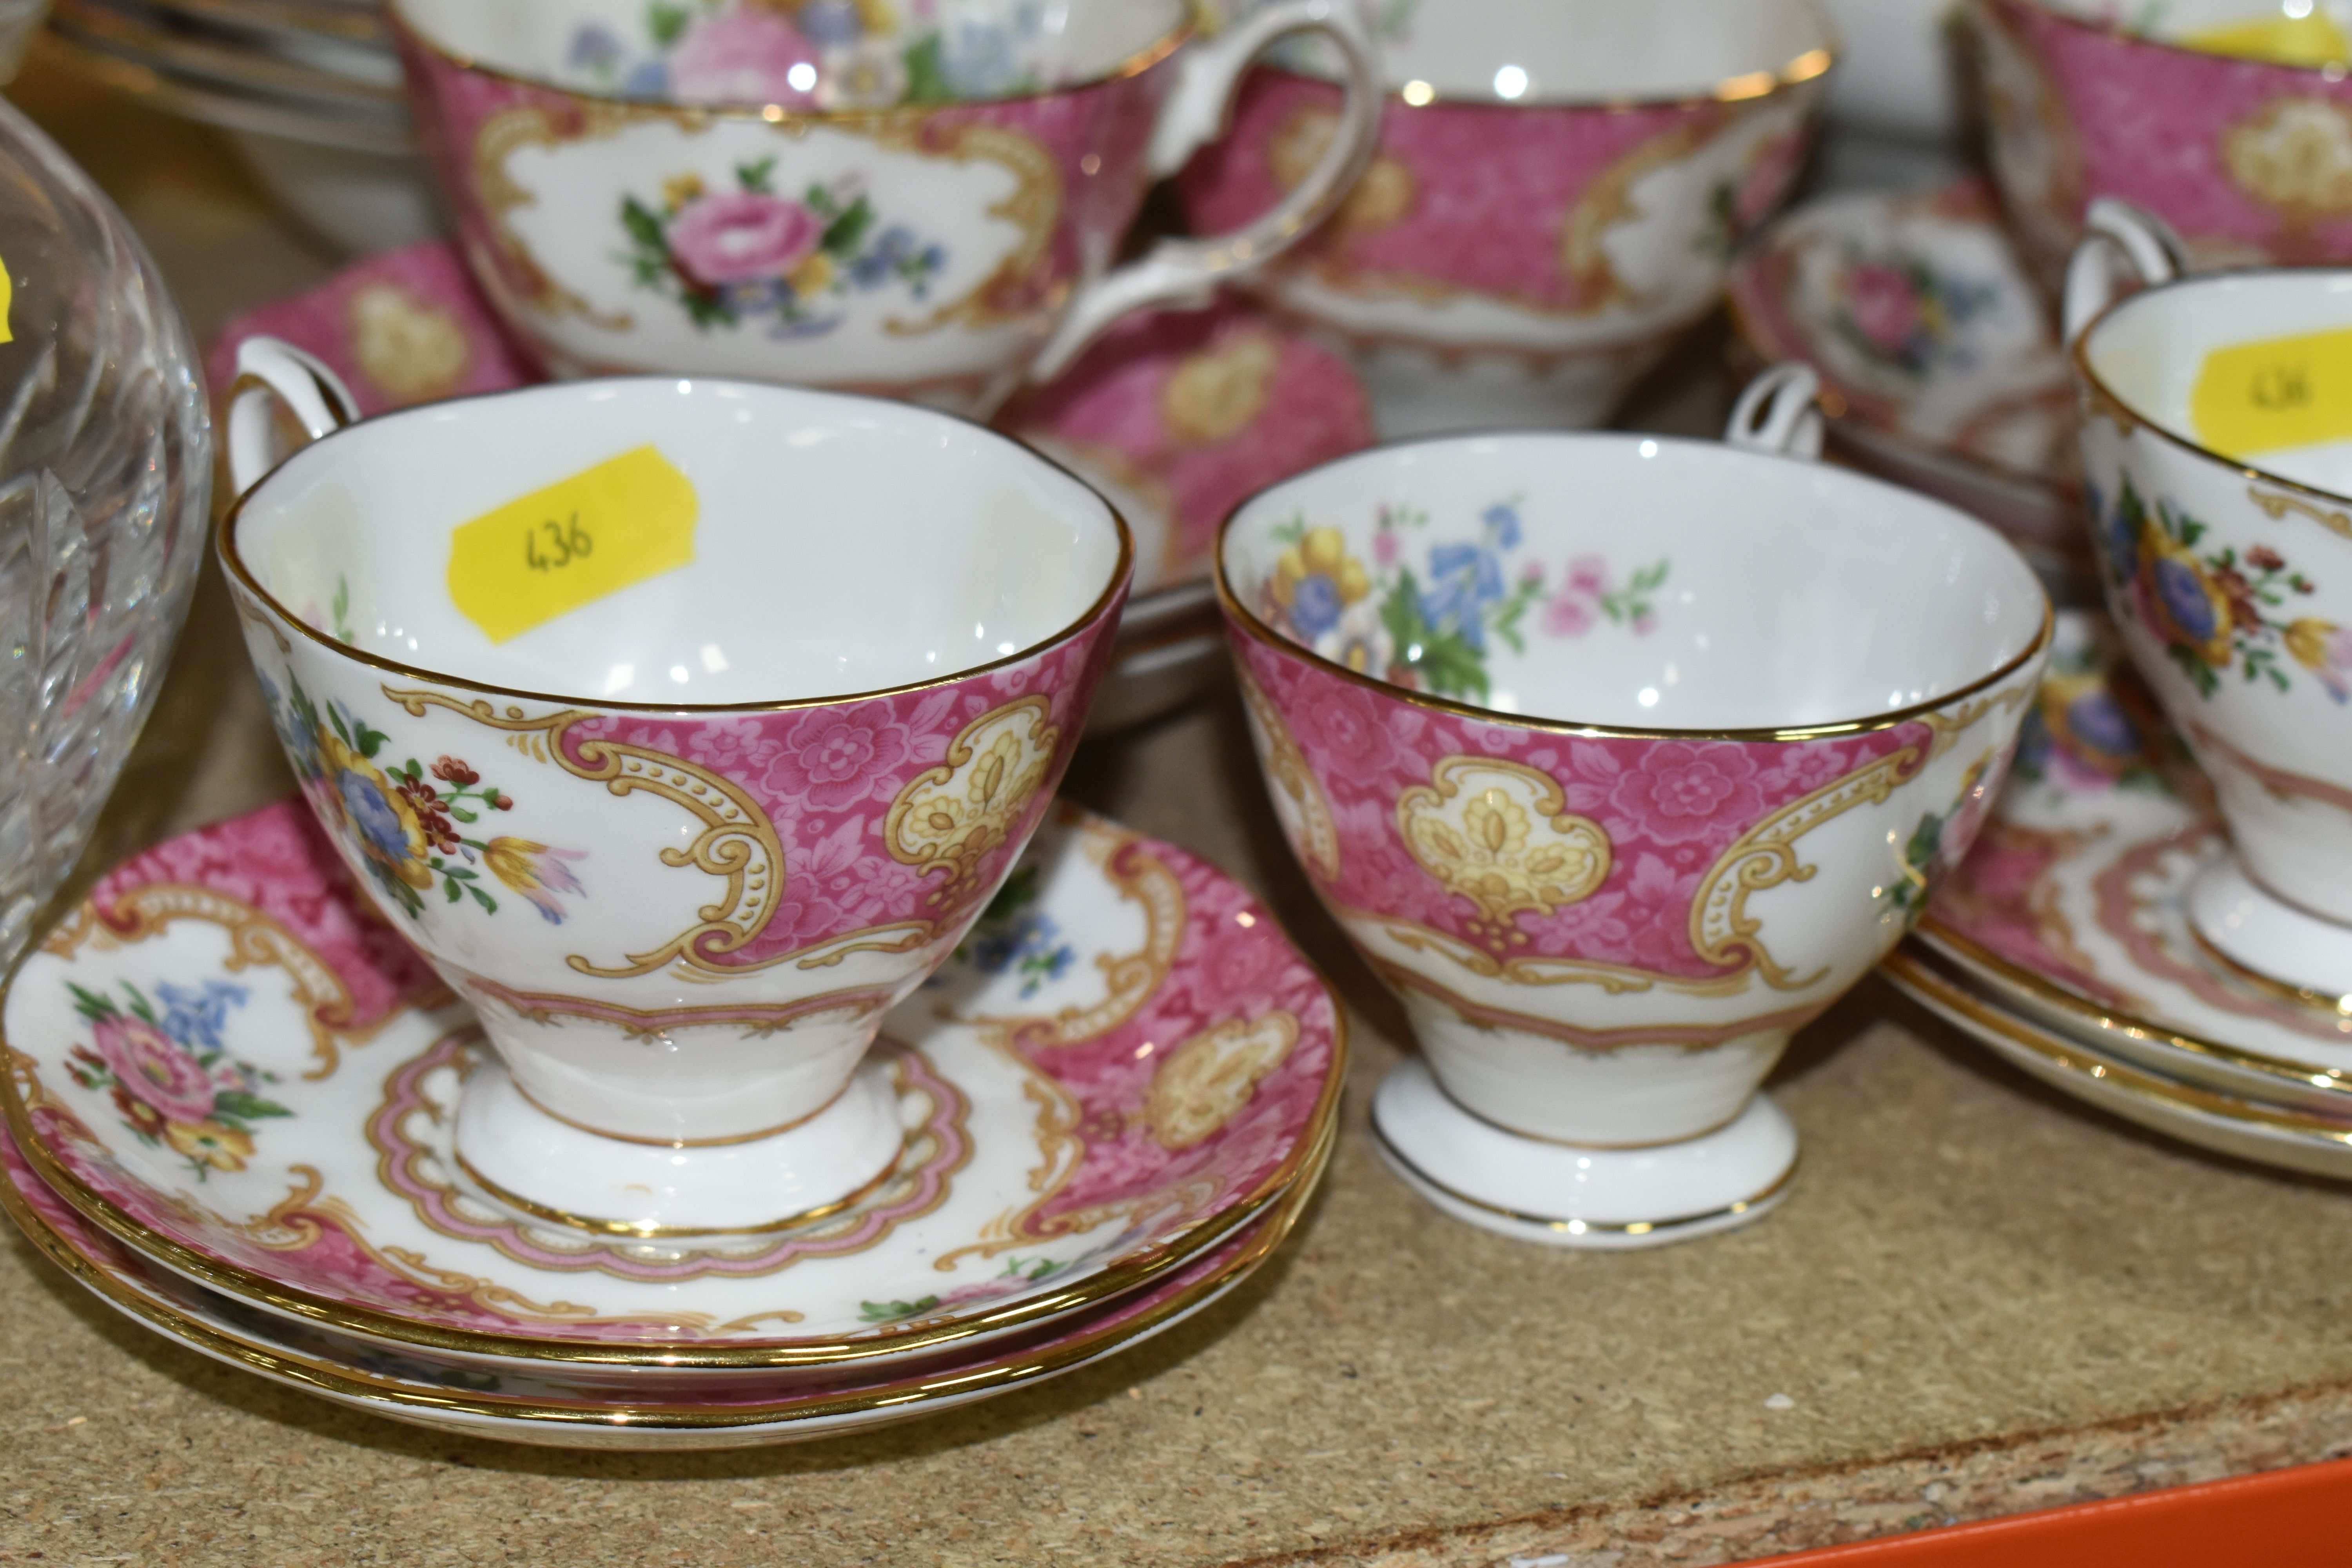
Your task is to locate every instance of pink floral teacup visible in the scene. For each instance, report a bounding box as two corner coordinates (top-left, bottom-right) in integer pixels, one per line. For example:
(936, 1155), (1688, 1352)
(388, 0), (1379, 416)
(1973, 0), (2352, 291)
(220, 336), (1130, 1237)
(1218, 367), (2051, 1244)
(2064, 200), (2352, 1001)
(1177, 0), (1835, 437)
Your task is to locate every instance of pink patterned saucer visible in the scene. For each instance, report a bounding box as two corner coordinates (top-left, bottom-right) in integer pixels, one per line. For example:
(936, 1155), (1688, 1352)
(1908, 610), (2352, 1116)
(206, 245), (1376, 730)
(0, 800), (1342, 1373)
(1728, 179), (2093, 597)
(1, 1120), (1321, 1448)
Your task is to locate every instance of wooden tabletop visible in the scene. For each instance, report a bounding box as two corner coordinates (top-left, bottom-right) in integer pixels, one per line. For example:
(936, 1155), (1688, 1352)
(8, 53), (2352, 1568)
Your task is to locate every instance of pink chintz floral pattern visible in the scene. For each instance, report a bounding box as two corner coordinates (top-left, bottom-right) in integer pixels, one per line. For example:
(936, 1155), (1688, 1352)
(1176, 73), (1811, 311)
(581, 628), (1114, 967)
(1235, 636), (1929, 979)
(1983, 0), (2352, 271)
(988, 833), (1339, 1236)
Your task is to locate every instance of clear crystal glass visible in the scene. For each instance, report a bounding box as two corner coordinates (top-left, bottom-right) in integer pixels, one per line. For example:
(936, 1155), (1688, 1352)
(0, 97), (210, 964)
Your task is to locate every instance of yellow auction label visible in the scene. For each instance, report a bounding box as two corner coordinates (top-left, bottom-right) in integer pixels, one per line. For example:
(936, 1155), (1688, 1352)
(2181, 10), (2350, 66)
(0, 254), (13, 343)
(2189, 324), (2352, 461)
(446, 445), (697, 644)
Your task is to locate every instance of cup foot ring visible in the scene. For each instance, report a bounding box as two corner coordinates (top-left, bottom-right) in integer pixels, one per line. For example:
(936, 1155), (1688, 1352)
(2188, 854), (2352, 1004)
(1369, 1058), (1797, 1250)
(452, 1058), (907, 1241)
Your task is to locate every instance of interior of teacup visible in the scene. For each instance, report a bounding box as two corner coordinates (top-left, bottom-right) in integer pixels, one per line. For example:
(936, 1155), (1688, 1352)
(396, 0), (1189, 107)
(2040, 0), (2352, 61)
(1276, 0), (1832, 103)
(229, 379), (1125, 706)
(1221, 434), (2046, 731)
(2082, 269), (2352, 496)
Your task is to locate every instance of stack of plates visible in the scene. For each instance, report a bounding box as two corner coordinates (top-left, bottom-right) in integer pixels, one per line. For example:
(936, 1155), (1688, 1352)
(44, 0), (437, 250)
(0, 800), (1345, 1448)
(1883, 610), (2352, 1179)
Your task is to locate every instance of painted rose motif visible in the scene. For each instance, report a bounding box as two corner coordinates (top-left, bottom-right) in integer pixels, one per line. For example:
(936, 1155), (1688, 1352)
(1827, 250), (1994, 379)
(261, 674), (587, 922)
(2094, 478), (2343, 701)
(668, 189), (824, 285)
(1254, 497), (1668, 702)
(621, 160), (948, 337)
(63, 980), (288, 1181)
(670, 6), (824, 105)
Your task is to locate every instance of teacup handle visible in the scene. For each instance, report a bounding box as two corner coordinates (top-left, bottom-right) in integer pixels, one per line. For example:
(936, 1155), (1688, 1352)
(226, 336), (362, 501)
(2060, 197), (2185, 348)
(1025, 0), (1381, 384)
(1724, 362), (1824, 461)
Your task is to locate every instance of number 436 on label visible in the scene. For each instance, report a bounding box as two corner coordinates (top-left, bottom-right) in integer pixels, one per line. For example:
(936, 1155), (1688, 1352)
(446, 445), (698, 644)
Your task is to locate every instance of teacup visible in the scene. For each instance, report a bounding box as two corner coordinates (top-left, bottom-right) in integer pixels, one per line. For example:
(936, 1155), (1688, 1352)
(2064, 199), (2352, 999)
(1973, 0), (2352, 293)
(1217, 364), (2051, 1245)
(387, 0), (1379, 417)
(1175, 0), (1835, 437)
(220, 336), (1130, 1236)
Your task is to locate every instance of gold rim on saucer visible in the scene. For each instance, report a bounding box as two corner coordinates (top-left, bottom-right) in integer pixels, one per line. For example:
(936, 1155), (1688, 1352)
(0, 1121), (1328, 1432)
(0, 846), (1348, 1372)
(1914, 918), (2352, 1103)
(1884, 944), (2352, 1145)
(1, 992), (1343, 1368)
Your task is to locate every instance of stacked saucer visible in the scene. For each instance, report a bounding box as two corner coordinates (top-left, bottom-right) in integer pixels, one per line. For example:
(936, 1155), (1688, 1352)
(1883, 610), (2352, 1178)
(1728, 179), (2093, 601)
(0, 800), (1345, 1448)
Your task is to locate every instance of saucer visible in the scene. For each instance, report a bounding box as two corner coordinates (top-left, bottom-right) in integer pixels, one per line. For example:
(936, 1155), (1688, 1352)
(1912, 609), (2352, 1124)
(1883, 944), (2352, 1183)
(1369, 1061), (1797, 1250)
(206, 243), (1374, 733)
(2, 1120), (1325, 1448)
(1727, 179), (2092, 597)
(1, 799), (1343, 1373)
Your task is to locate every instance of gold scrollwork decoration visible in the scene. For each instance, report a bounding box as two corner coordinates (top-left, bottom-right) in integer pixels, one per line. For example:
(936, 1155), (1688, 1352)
(1146, 1012), (1300, 1151)
(1237, 669), (1340, 882)
(1397, 757), (1612, 946)
(2249, 485), (2352, 543)
(1690, 746), (1927, 988)
(886, 695), (1060, 910)
(385, 688), (788, 980)
(1917, 681), (2033, 762)
(1366, 914), (1757, 997)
